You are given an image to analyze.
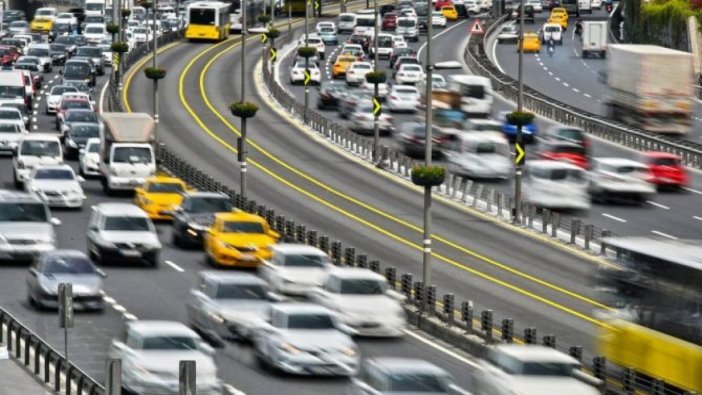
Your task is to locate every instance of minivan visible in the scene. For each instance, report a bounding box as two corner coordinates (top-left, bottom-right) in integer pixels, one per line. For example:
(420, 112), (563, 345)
(523, 160), (591, 211)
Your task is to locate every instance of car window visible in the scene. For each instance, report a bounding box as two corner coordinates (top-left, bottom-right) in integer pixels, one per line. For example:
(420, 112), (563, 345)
(87, 142), (100, 153)
(66, 111), (97, 122)
(0, 123), (20, 133)
(650, 157), (680, 166)
(69, 125), (99, 138)
(141, 336), (198, 350)
(0, 109), (20, 120)
(146, 182), (184, 193)
(0, 202), (48, 222)
(519, 362), (575, 376)
(34, 168), (74, 180)
(103, 216), (150, 231)
(215, 283), (267, 300)
(44, 255), (95, 274)
(20, 140), (60, 156)
(112, 146), (152, 164)
(285, 313), (335, 329)
(339, 278), (387, 295)
(283, 254), (328, 267)
(388, 372), (449, 392)
(188, 197), (231, 213)
(223, 221), (265, 233)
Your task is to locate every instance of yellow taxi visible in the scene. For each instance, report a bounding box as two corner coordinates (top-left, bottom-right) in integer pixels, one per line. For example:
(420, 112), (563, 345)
(547, 14), (568, 30)
(550, 7), (569, 19)
(134, 176), (191, 220)
(520, 33), (541, 53)
(30, 17), (54, 32)
(332, 55), (357, 78)
(203, 212), (280, 268)
(440, 6), (458, 21)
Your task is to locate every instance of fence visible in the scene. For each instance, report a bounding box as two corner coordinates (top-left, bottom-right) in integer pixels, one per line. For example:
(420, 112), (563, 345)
(0, 308), (104, 395)
(104, 20), (698, 395)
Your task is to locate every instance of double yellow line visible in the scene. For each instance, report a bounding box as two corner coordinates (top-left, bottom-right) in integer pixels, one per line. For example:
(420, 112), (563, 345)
(124, 19), (612, 329)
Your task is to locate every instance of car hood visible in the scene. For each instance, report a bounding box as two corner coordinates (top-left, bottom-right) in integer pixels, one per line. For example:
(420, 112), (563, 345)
(100, 231), (159, 244)
(0, 222), (54, 240)
(508, 377), (600, 395)
(30, 179), (81, 192)
(278, 267), (328, 284)
(282, 330), (355, 350)
(133, 351), (218, 378)
(332, 294), (402, 315)
(20, 156), (63, 166)
(218, 233), (275, 248)
(216, 300), (271, 321)
(38, 274), (102, 295)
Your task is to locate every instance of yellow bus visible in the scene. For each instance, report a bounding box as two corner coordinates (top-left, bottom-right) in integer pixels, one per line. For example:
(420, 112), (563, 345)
(185, 1), (231, 41)
(597, 237), (702, 393)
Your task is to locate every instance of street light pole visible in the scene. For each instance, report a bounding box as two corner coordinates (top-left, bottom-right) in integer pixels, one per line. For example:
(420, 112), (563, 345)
(514, 0), (525, 223)
(152, 5), (159, 141)
(422, 0), (434, 296)
(241, 0), (247, 102)
(372, 0), (379, 163)
(304, 0), (310, 122)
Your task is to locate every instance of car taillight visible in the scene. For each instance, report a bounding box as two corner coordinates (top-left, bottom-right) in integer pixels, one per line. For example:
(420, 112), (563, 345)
(399, 73), (406, 76)
(390, 95), (398, 100)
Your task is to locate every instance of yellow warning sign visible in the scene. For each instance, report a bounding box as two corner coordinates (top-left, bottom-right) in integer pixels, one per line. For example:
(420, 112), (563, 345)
(515, 143), (525, 165)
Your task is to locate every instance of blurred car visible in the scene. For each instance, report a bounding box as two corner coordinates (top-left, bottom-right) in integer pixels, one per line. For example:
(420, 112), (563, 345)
(393, 121), (442, 158)
(83, 23), (107, 44)
(45, 85), (78, 115)
(0, 45), (21, 65)
(48, 22), (73, 42)
(350, 101), (394, 135)
(53, 36), (77, 55)
(59, 108), (98, 138)
(25, 164), (85, 209)
(346, 61), (373, 86)
(528, 0), (544, 12)
(317, 26), (338, 45)
(26, 250), (105, 311)
(520, 32), (541, 52)
(78, 138), (101, 177)
(54, 12), (77, 27)
(339, 88), (372, 119)
(440, 5), (459, 20)
(539, 125), (589, 151)
(108, 321), (222, 395)
(290, 62), (321, 85)
(316, 21), (337, 33)
(588, 158), (657, 204)
(499, 111), (538, 143)
(74, 45), (105, 75)
(317, 80), (348, 110)
(642, 152), (689, 190)
(0, 190), (60, 261)
(0, 122), (24, 153)
(300, 35), (326, 59)
(86, 203), (162, 266)
(0, 107), (26, 133)
(0, 100), (30, 129)
(523, 160), (590, 211)
(432, 11), (448, 27)
(392, 35), (408, 49)
(346, 35), (371, 53)
(131, 26), (151, 45)
(259, 244), (333, 296)
(9, 20), (30, 35)
(169, 191), (234, 247)
(389, 47), (416, 68)
(444, 133), (512, 179)
(187, 271), (278, 341)
(435, 0), (454, 10)
(253, 304), (360, 376)
(538, 140), (589, 169)
(387, 84), (420, 112)
(351, 358), (472, 394)
(473, 344), (600, 395)
(49, 43), (68, 65)
(361, 81), (390, 100)
(308, 268), (406, 337)
(340, 45), (367, 62)
(13, 134), (63, 188)
(395, 63), (425, 85)
(497, 24), (519, 44)
(382, 13), (399, 31)
(55, 99), (93, 131)
(25, 44), (52, 71)
(392, 55), (420, 78)
(332, 54), (356, 78)
(541, 23), (563, 44)
(203, 211), (279, 268)
(134, 176), (190, 220)
(513, 4), (536, 22)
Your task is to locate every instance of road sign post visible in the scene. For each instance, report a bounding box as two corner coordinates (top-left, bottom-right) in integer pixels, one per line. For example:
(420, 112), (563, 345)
(179, 360), (196, 395)
(105, 359), (122, 395)
(59, 283), (74, 395)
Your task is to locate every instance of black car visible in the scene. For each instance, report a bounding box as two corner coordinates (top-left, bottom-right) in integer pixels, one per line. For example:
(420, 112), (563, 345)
(49, 43), (68, 65)
(380, 4), (396, 15)
(63, 122), (100, 157)
(74, 46), (104, 76)
(317, 81), (347, 110)
(54, 36), (77, 55)
(2, 10), (25, 25)
(49, 23), (74, 42)
(59, 109), (98, 137)
(170, 192), (235, 248)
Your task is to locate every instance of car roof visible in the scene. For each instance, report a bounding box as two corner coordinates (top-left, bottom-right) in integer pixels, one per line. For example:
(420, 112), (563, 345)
(594, 157), (645, 167)
(145, 176), (185, 184)
(94, 203), (148, 217)
(127, 320), (199, 337)
(0, 190), (45, 203)
(199, 270), (268, 285)
(367, 358), (449, 375)
(643, 151), (680, 159)
(34, 164), (74, 172)
(272, 243), (327, 255)
(272, 303), (333, 315)
(328, 267), (386, 280)
(492, 344), (580, 364)
(182, 191), (229, 199)
(527, 159), (583, 170)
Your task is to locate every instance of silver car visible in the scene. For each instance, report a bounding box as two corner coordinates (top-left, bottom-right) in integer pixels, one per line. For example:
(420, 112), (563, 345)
(0, 190), (60, 262)
(108, 320), (222, 395)
(350, 357), (471, 394)
(254, 304), (360, 376)
(26, 250), (106, 311)
(186, 271), (280, 341)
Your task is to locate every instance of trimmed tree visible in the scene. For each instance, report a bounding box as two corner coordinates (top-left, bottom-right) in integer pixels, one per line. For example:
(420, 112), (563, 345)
(122, 8), (132, 19)
(230, 101), (259, 119)
(144, 67), (167, 80)
(297, 46), (317, 58)
(139, 0), (154, 9)
(411, 165), (446, 187)
(257, 14), (272, 26)
(111, 41), (130, 54)
(506, 111), (535, 127)
(365, 71), (387, 84)
(106, 23), (120, 40)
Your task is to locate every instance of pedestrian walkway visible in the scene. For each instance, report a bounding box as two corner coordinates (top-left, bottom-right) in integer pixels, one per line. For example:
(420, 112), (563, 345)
(0, 343), (52, 395)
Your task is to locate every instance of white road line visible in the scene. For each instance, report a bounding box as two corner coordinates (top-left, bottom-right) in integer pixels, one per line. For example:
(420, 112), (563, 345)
(646, 200), (670, 210)
(224, 384), (247, 395)
(651, 230), (678, 240)
(584, 93), (592, 98)
(554, 77), (560, 81)
(32, 125), (38, 130)
(123, 313), (138, 320)
(562, 82), (569, 87)
(542, 66), (548, 71)
(32, 110), (38, 115)
(538, 62), (543, 66)
(103, 296), (116, 304)
(402, 329), (481, 368)
(112, 304), (127, 313)
(165, 260), (185, 272)
(572, 88), (579, 93)
(683, 187), (702, 195)
(602, 213), (627, 223)
(548, 71), (553, 76)
(693, 215), (702, 221)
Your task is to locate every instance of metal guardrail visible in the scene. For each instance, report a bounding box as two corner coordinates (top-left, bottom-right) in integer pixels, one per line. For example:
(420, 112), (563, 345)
(0, 308), (105, 395)
(105, 23), (698, 395)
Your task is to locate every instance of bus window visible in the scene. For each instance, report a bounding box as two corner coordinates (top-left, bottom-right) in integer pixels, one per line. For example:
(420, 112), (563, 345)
(190, 8), (215, 25)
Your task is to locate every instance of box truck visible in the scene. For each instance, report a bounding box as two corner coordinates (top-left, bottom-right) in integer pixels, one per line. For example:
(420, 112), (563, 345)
(582, 21), (607, 58)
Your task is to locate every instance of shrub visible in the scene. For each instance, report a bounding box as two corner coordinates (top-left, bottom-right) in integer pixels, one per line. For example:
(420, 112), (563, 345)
(230, 101), (259, 118)
(111, 42), (130, 53)
(106, 23), (120, 35)
(266, 28), (281, 40)
(144, 67), (167, 80)
(122, 8), (132, 18)
(411, 166), (446, 187)
(297, 46), (317, 58)
(365, 71), (387, 84)
(258, 14), (272, 25)
(506, 111), (535, 127)
(139, 0), (154, 9)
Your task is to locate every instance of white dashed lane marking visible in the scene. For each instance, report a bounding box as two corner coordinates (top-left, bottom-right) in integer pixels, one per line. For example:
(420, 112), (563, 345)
(165, 260), (185, 272)
(646, 200), (670, 210)
(651, 230), (677, 240)
(602, 213), (626, 223)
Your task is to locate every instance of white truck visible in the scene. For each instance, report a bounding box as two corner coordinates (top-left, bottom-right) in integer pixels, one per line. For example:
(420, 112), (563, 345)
(582, 21), (607, 58)
(84, 0), (107, 16)
(99, 112), (156, 194)
(577, 0), (592, 13)
(606, 44), (694, 135)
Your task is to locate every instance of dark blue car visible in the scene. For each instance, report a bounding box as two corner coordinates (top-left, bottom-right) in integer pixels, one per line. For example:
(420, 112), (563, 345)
(499, 111), (538, 143)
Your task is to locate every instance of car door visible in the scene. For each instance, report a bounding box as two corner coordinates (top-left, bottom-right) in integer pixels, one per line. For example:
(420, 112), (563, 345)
(26, 259), (43, 301)
(86, 207), (101, 253)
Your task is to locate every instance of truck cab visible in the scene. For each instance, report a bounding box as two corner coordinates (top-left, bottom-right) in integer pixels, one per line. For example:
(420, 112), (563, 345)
(99, 113), (156, 194)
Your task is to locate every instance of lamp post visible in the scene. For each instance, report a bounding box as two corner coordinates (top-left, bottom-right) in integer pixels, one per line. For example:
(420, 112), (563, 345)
(151, 3), (158, 134)
(304, 0), (310, 122)
(514, 0), (525, 223)
(372, 0), (379, 163)
(241, 0), (247, 101)
(231, 102), (259, 201)
(422, 0), (435, 294)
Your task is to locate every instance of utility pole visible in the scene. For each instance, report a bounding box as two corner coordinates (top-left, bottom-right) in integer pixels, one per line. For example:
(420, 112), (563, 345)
(372, 0), (379, 162)
(116, 0), (123, 89)
(241, 0), (247, 101)
(152, 4), (159, 141)
(58, 284), (73, 395)
(514, 0), (525, 223)
(422, 0), (434, 298)
(304, 0), (310, 122)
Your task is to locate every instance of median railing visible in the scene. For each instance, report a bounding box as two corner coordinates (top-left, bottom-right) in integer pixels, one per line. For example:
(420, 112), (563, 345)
(0, 308), (104, 395)
(106, 23), (697, 395)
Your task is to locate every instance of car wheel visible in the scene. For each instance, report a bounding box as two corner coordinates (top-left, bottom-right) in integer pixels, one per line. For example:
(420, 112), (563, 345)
(13, 171), (22, 189)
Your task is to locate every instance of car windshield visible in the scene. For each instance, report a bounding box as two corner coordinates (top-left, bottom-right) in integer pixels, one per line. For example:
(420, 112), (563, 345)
(87, 143), (100, 153)
(339, 279), (387, 295)
(474, 142), (500, 154)
(85, 27), (104, 34)
(76, 47), (101, 57)
(69, 125), (99, 138)
(2, 103), (27, 114)
(21, 140), (60, 156)
(286, 313), (335, 329)
(10, 21), (27, 28)
(518, 362), (575, 376)
(0, 202), (47, 222)
(44, 255), (95, 274)
(54, 37), (73, 45)
(52, 86), (77, 96)
(532, 167), (585, 181)
(34, 168), (74, 180)
(0, 86), (25, 97)
(545, 26), (560, 32)
(613, 165), (646, 175)
(398, 19), (416, 26)
(320, 27), (334, 33)
(552, 128), (583, 142)
(27, 48), (49, 57)
(64, 63), (91, 77)
(283, 254), (327, 267)
(650, 157), (680, 166)
(146, 182), (184, 193)
(388, 373), (449, 392)
(66, 111), (97, 122)
(223, 221), (265, 233)
(112, 146), (152, 164)
(104, 216), (150, 231)
(403, 65), (421, 72)
(189, 197), (231, 213)
(141, 336), (198, 350)
(0, 109), (20, 120)
(340, 15), (355, 21)
(0, 123), (19, 133)
(63, 101), (91, 110)
(216, 283), (267, 299)
(50, 44), (66, 52)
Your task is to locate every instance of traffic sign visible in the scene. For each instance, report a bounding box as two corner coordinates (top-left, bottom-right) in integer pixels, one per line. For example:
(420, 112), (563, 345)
(112, 53), (119, 68)
(304, 69), (312, 85)
(261, 33), (267, 44)
(470, 19), (484, 35)
(270, 47), (277, 62)
(515, 142), (525, 166)
(372, 97), (382, 116)
(315, 0), (320, 10)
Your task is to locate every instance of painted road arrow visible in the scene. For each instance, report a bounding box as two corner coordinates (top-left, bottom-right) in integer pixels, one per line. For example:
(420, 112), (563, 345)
(515, 142), (525, 166)
(373, 97), (382, 116)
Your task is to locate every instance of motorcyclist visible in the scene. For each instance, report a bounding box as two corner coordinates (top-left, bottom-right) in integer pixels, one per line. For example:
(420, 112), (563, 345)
(547, 37), (555, 57)
(575, 17), (583, 36)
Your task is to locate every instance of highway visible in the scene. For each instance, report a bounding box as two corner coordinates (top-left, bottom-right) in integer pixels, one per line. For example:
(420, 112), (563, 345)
(273, 14), (702, 239)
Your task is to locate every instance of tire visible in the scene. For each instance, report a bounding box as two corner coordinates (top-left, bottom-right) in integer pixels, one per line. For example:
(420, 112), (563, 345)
(172, 229), (184, 248)
(13, 171), (22, 189)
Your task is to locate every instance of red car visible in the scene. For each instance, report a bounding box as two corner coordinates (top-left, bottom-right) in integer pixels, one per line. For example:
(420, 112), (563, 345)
(381, 13), (398, 31)
(642, 152), (689, 189)
(435, 0), (454, 10)
(538, 141), (590, 169)
(0, 45), (20, 65)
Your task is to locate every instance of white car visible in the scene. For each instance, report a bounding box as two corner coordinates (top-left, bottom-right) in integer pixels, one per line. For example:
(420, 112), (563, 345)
(308, 268), (406, 337)
(108, 321), (222, 395)
(0, 107), (27, 133)
(83, 23), (108, 44)
(528, 0), (543, 12)
(290, 62), (322, 85)
(352, 358), (472, 394)
(299, 35), (326, 59)
(25, 44), (53, 72)
(54, 12), (77, 27)
(497, 24), (519, 44)
(316, 21), (337, 33)
(391, 35), (408, 49)
(350, 101), (394, 135)
(25, 164), (85, 209)
(473, 344), (600, 395)
(591, 0), (602, 9)
(387, 85), (420, 112)
(444, 132), (512, 179)
(79, 138), (101, 177)
(13, 134), (63, 188)
(253, 304), (360, 376)
(464, 0), (482, 13)
(259, 244), (333, 295)
(523, 160), (591, 211)
(395, 63), (425, 85)
(432, 11), (447, 27)
(588, 158), (657, 204)
(361, 81), (389, 98)
(541, 23), (563, 44)
(45, 85), (78, 115)
(346, 61), (373, 86)
(131, 27), (151, 45)
(0, 122), (25, 154)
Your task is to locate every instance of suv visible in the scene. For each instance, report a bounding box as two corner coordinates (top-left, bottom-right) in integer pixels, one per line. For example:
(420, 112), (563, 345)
(0, 190), (60, 262)
(170, 192), (234, 248)
(87, 203), (162, 266)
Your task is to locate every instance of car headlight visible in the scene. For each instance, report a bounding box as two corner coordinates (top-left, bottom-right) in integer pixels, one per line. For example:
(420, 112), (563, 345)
(279, 342), (301, 355)
(217, 239), (234, 249)
(140, 197), (152, 205)
(187, 222), (206, 231)
(339, 346), (357, 357)
(209, 311), (225, 324)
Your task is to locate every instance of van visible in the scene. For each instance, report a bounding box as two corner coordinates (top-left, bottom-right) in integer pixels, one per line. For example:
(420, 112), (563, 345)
(13, 134), (63, 188)
(338, 13), (357, 33)
(396, 17), (418, 42)
(354, 13), (378, 34)
(582, 21), (607, 58)
(444, 133), (511, 179)
(523, 160), (591, 211)
(449, 75), (493, 116)
(541, 23), (563, 44)
(0, 71), (30, 106)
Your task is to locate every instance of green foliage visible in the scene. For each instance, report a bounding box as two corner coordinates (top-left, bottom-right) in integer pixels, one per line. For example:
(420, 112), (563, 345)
(365, 71), (387, 84)
(506, 111), (535, 127)
(297, 46), (317, 58)
(144, 67), (167, 80)
(266, 28), (281, 40)
(106, 23), (120, 35)
(411, 166), (446, 187)
(139, 0), (154, 9)
(111, 42), (130, 53)
(230, 101), (259, 118)
(122, 8), (132, 18)
(258, 14), (272, 24)
(640, 0), (701, 47)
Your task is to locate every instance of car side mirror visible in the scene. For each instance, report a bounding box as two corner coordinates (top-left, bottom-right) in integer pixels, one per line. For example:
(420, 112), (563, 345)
(77, 176), (85, 183)
(337, 323), (359, 336)
(96, 268), (107, 278)
(50, 217), (61, 226)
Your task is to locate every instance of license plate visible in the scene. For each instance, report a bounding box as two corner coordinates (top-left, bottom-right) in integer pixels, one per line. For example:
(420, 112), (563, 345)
(121, 250), (141, 257)
(129, 180), (140, 185)
(240, 253), (256, 261)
